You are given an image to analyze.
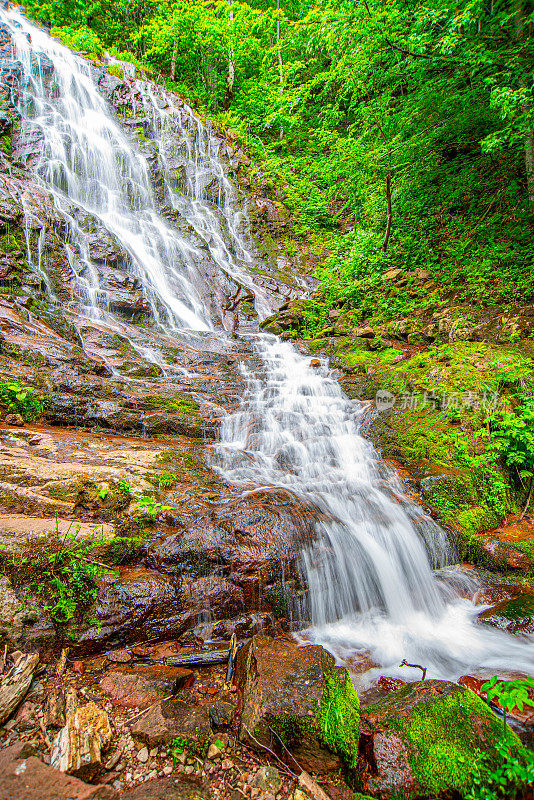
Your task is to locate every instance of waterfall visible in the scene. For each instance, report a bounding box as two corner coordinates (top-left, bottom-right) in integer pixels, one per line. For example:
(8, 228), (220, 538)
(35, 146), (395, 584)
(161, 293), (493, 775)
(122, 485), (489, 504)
(2, 7), (532, 681)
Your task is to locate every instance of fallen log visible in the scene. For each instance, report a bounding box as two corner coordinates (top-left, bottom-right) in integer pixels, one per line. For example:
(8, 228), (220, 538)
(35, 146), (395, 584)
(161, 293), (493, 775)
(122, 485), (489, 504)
(163, 649), (231, 668)
(0, 651), (39, 726)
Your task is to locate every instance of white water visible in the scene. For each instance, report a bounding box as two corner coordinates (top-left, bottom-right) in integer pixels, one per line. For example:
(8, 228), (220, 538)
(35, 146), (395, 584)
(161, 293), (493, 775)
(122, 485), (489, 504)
(3, 7), (533, 682)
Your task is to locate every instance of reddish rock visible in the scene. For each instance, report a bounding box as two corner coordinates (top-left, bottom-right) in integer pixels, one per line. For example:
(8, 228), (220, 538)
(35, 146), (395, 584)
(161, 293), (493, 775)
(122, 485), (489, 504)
(145, 487), (319, 611)
(477, 594), (534, 635)
(106, 649), (132, 664)
(129, 697), (211, 747)
(473, 583), (532, 606)
(15, 701), (41, 730)
(0, 742), (117, 800)
(190, 612), (278, 643)
(359, 680), (515, 799)
(72, 661), (85, 674)
(459, 674), (534, 727)
(377, 676), (407, 693)
(233, 634), (343, 773)
(310, 359), (321, 368)
(99, 665), (195, 709)
(120, 776), (209, 800)
(479, 536), (532, 571)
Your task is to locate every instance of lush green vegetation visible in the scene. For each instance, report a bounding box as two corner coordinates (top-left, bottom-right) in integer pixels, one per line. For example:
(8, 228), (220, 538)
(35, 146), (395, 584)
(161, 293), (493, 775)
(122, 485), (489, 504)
(0, 380), (45, 421)
(25, 0), (534, 325)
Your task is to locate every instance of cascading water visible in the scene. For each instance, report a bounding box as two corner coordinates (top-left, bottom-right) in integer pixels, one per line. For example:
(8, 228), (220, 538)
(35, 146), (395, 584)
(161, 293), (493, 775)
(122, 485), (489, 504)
(2, 6), (532, 682)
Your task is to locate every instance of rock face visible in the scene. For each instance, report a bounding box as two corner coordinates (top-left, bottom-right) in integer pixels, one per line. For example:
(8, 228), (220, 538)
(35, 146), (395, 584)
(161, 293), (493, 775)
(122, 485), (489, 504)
(359, 680), (523, 799)
(0, 742), (117, 800)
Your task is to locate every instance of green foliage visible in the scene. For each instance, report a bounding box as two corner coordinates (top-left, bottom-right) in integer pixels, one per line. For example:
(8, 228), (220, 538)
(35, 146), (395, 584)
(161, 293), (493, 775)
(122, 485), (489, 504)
(492, 399), (534, 480)
(465, 734), (534, 800)
(0, 380), (45, 421)
(171, 731), (209, 760)
(51, 25), (105, 59)
(317, 667), (360, 769)
(155, 472), (179, 489)
(36, 516), (113, 625)
(482, 676), (534, 733)
(134, 495), (173, 518)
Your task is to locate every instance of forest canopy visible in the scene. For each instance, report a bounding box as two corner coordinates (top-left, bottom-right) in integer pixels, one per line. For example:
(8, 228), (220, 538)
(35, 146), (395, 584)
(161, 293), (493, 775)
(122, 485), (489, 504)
(24, 0), (534, 323)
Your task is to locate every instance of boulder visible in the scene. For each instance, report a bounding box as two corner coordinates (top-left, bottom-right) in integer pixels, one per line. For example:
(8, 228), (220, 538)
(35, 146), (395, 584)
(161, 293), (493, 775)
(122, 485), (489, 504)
(359, 680), (523, 799)
(478, 536), (532, 572)
(477, 593), (534, 635)
(99, 665), (195, 709)
(0, 742), (117, 800)
(233, 635), (350, 773)
(129, 696), (212, 748)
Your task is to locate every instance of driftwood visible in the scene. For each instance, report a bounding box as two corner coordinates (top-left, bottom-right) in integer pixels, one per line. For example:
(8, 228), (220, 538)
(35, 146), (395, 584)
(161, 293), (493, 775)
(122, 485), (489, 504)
(0, 651), (39, 726)
(163, 649), (231, 668)
(226, 633), (239, 683)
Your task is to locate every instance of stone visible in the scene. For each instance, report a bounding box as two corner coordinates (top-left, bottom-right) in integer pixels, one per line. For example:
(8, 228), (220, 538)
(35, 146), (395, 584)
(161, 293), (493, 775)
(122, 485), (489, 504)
(0, 574), (26, 643)
(358, 680), (523, 799)
(4, 413), (24, 426)
(99, 665), (194, 709)
(354, 325), (375, 339)
(477, 593), (534, 635)
(478, 536), (532, 572)
(14, 700), (41, 729)
(251, 767), (282, 793)
(208, 701), (234, 729)
(310, 359), (321, 368)
(120, 776), (210, 799)
(51, 695), (112, 780)
(137, 748), (149, 763)
(129, 698), (212, 748)
(0, 742), (118, 799)
(382, 268), (402, 281)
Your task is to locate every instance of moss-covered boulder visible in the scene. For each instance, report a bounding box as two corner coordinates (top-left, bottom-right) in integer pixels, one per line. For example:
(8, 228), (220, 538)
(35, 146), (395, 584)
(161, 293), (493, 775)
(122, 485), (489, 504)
(359, 679), (524, 799)
(232, 634), (356, 773)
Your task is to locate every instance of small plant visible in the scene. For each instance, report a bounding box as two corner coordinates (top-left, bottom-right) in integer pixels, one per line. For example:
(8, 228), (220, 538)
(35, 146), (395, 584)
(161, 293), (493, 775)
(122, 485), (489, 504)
(97, 484), (109, 500)
(171, 732), (209, 760)
(36, 515), (114, 625)
(134, 495), (173, 518)
(155, 472), (178, 489)
(482, 676), (534, 733)
(0, 381), (45, 422)
(118, 479), (131, 495)
(465, 733), (534, 800)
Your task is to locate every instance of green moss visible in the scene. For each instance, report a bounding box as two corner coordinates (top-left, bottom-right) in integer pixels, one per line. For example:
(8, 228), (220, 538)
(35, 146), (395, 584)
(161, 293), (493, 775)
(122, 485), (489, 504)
(144, 393), (200, 418)
(317, 667), (360, 770)
(107, 63), (123, 79)
(381, 688), (523, 797)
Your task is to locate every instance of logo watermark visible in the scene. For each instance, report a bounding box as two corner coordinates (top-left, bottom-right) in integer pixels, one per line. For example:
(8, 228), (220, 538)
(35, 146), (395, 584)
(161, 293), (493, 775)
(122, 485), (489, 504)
(374, 389), (498, 413)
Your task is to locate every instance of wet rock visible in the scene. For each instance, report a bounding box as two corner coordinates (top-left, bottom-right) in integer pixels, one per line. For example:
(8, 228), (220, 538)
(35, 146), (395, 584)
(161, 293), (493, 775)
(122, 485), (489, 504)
(14, 699), (41, 729)
(458, 674), (534, 730)
(478, 536), (532, 571)
(208, 701), (234, 729)
(99, 665), (195, 709)
(359, 680), (523, 799)
(0, 574), (26, 643)
(145, 487), (317, 610)
(4, 413), (24, 426)
(0, 742), (118, 799)
(75, 568), (191, 655)
(477, 593), (534, 635)
(190, 612), (278, 643)
(129, 696), (212, 748)
(120, 776), (209, 800)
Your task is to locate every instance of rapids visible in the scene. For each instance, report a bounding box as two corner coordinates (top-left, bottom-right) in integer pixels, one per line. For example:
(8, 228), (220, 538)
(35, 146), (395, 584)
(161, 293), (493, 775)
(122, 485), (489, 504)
(1, 5), (532, 682)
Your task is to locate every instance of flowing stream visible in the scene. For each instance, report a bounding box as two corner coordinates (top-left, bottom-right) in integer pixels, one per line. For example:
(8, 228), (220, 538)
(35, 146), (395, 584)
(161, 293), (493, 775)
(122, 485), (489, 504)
(2, 7), (533, 682)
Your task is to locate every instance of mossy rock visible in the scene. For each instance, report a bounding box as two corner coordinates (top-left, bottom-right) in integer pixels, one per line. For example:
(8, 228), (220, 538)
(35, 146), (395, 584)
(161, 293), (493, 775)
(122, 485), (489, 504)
(359, 679), (524, 799)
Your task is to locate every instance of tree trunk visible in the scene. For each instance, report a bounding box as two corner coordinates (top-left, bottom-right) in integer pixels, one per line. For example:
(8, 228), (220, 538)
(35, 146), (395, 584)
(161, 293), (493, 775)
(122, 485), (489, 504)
(277, 0), (283, 141)
(223, 0), (235, 109)
(382, 172), (393, 251)
(170, 39), (177, 82)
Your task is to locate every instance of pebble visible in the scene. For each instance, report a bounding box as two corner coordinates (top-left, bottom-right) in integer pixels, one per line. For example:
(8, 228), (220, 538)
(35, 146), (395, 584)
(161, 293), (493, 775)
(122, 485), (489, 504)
(147, 770), (157, 779)
(149, 747), (158, 757)
(221, 758), (233, 770)
(185, 765), (194, 775)
(137, 747), (149, 763)
(163, 765), (173, 775)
